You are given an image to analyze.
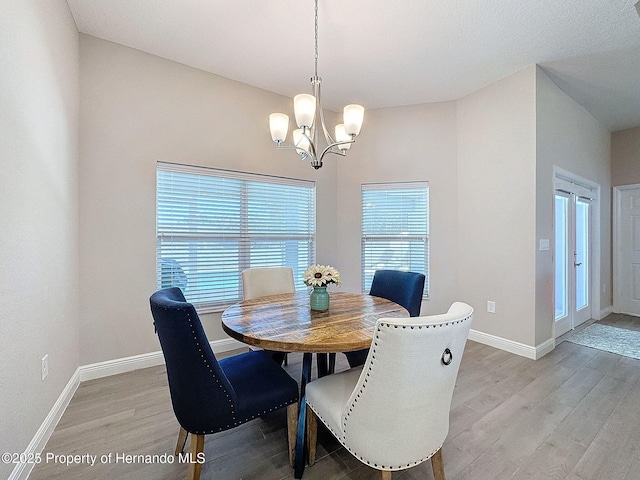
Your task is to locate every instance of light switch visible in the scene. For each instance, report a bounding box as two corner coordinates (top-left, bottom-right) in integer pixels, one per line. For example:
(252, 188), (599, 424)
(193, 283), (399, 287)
(539, 239), (550, 251)
(487, 301), (496, 314)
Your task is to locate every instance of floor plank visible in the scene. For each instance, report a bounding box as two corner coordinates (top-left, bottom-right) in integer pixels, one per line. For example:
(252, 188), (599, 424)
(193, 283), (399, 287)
(29, 313), (640, 480)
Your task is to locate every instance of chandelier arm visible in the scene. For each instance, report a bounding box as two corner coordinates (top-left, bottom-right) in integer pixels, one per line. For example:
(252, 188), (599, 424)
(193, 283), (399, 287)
(275, 144), (302, 151)
(274, 142), (314, 164)
(314, 79), (335, 144)
(301, 128), (317, 158)
(317, 102), (336, 145)
(313, 77), (336, 146)
(319, 148), (346, 162)
(318, 138), (355, 162)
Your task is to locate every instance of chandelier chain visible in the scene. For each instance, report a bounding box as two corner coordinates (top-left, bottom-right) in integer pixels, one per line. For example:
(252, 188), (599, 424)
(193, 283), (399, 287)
(314, 0), (319, 79)
(268, 0), (363, 169)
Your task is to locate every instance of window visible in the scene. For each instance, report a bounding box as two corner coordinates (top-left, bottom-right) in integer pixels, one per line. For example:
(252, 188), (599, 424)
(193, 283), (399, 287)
(361, 182), (429, 296)
(156, 162), (315, 311)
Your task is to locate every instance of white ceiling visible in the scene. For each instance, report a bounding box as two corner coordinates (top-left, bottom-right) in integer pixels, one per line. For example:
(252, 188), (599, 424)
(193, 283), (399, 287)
(66, 0), (640, 132)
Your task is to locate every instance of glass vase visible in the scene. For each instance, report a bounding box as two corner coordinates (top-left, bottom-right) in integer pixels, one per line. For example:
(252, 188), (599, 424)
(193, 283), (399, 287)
(310, 286), (330, 311)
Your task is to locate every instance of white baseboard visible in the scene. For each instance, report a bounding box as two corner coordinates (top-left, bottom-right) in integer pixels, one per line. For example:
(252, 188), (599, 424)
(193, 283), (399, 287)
(599, 305), (614, 320)
(79, 350), (165, 382)
(469, 329), (555, 360)
(535, 338), (556, 359)
(79, 337), (246, 382)
(10, 337), (246, 479)
(9, 370), (81, 480)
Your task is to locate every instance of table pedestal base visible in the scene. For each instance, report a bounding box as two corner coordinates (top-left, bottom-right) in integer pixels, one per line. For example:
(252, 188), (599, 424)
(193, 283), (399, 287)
(294, 352), (336, 478)
(294, 353), (312, 478)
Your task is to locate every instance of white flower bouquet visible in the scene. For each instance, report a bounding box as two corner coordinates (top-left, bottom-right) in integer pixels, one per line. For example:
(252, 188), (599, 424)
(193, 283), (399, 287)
(303, 265), (341, 288)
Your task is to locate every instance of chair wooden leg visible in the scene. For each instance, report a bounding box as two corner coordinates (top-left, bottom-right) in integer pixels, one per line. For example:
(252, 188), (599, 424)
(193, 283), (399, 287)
(306, 405), (318, 466)
(175, 427), (189, 455)
(287, 403), (298, 467)
(187, 434), (205, 480)
(431, 448), (446, 480)
(380, 470), (392, 480)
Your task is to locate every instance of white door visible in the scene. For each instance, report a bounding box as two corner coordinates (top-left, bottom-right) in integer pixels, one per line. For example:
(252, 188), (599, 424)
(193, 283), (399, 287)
(555, 190), (592, 337)
(614, 186), (640, 316)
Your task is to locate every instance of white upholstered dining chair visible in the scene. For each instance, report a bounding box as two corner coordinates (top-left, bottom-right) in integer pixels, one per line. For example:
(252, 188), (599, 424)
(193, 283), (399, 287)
(241, 267), (296, 365)
(305, 302), (473, 480)
(241, 266), (295, 300)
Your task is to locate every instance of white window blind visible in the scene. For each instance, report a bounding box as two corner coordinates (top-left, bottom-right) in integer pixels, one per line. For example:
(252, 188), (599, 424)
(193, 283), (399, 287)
(361, 182), (429, 296)
(156, 162), (315, 311)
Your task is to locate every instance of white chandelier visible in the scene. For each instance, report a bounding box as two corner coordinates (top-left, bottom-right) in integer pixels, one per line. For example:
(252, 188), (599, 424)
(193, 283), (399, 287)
(268, 0), (365, 170)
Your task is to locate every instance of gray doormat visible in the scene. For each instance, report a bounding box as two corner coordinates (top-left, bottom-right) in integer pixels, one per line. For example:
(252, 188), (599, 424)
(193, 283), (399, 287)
(566, 323), (640, 360)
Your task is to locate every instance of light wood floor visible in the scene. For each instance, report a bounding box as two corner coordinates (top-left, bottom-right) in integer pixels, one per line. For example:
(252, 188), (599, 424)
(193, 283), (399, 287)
(30, 314), (640, 480)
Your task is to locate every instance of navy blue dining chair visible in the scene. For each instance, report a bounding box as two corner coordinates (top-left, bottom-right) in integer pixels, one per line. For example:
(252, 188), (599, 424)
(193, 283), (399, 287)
(344, 270), (426, 367)
(150, 287), (299, 480)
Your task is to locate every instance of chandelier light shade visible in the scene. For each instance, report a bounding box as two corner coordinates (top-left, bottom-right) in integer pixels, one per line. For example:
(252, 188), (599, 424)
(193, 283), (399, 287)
(343, 104), (365, 136)
(334, 124), (351, 151)
(293, 94), (316, 129)
(269, 113), (289, 143)
(293, 128), (311, 155)
(268, 0), (364, 169)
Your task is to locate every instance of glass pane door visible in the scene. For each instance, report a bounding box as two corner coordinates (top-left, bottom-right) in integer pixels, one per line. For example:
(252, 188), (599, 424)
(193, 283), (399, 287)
(575, 198), (590, 311)
(555, 190), (592, 338)
(555, 194), (569, 321)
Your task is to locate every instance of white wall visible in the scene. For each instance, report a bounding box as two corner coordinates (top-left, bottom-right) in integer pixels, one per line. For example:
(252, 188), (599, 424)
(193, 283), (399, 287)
(456, 67), (538, 346)
(336, 102), (459, 314)
(535, 67), (611, 343)
(0, 1), (80, 476)
(78, 36), (338, 365)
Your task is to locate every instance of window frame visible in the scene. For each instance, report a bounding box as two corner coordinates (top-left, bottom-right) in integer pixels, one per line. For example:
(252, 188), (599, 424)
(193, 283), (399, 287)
(361, 181), (430, 298)
(156, 162), (316, 313)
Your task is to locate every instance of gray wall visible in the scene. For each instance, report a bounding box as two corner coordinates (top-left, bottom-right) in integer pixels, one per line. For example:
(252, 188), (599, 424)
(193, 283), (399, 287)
(457, 67), (538, 346)
(336, 102), (459, 315)
(535, 67), (612, 344)
(611, 127), (640, 187)
(78, 36), (339, 365)
(0, 1), (80, 477)
(0, 6), (620, 469)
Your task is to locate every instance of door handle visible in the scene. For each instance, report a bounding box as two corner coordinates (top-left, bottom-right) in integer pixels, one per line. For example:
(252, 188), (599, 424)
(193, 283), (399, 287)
(574, 262), (582, 267)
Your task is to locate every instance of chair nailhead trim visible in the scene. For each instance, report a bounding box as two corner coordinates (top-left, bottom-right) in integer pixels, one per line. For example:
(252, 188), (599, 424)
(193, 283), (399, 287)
(331, 313), (472, 469)
(186, 311), (236, 418)
(189, 399), (298, 434)
(156, 303), (298, 436)
(309, 403), (445, 471)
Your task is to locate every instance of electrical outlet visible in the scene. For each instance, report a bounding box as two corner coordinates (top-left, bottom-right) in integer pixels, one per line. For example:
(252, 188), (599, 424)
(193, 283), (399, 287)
(487, 301), (496, 314)
(41, 354), (49, 381)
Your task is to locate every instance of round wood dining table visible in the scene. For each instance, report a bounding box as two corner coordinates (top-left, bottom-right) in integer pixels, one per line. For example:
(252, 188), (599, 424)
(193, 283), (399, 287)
(221, 291), (409, 353)
(221, 291), (409, 479)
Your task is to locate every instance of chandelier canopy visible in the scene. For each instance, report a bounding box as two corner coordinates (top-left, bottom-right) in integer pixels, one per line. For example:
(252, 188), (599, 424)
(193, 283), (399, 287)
(268, 0), (365, 170)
